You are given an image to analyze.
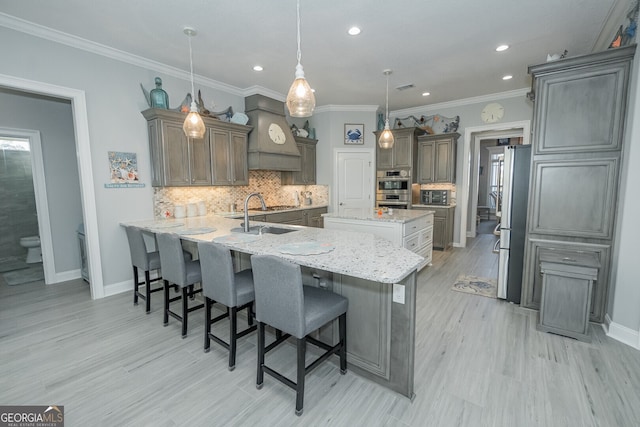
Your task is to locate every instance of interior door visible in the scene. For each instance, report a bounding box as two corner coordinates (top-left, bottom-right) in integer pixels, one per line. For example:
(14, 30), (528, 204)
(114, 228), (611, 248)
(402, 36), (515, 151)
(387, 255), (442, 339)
(336, 149), (374, 216)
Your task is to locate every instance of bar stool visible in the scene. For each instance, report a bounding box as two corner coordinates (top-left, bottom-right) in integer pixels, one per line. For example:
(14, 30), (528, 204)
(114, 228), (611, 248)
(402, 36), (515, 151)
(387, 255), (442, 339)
(124, 225), (191, 313)
(197, 241), (257, 370)
(250, 254), (348, 416)
(156, 233), (203, 338)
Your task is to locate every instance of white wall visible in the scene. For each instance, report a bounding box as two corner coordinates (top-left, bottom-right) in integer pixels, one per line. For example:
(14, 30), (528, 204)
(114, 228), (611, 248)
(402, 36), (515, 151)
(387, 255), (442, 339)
(0, 89), (83, 273)
(0, 26), (245, 292)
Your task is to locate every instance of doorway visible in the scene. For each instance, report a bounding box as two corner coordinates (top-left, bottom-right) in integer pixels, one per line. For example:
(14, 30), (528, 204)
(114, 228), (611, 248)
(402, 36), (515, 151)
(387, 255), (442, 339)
(0, 73), (104, 299)
(459, 120), (530, 248)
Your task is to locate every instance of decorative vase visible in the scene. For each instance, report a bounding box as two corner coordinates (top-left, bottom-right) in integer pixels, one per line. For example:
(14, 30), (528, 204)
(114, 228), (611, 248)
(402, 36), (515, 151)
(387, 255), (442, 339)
(377, 113), (385, 131)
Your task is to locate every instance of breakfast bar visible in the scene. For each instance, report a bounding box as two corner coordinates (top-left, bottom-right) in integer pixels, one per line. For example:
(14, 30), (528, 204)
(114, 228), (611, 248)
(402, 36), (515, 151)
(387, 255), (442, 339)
(123, 214), (424, 399)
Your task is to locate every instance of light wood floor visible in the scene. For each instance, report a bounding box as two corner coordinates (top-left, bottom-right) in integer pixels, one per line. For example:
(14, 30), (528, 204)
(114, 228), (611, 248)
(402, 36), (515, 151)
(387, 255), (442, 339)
(2, 229), (640, 426)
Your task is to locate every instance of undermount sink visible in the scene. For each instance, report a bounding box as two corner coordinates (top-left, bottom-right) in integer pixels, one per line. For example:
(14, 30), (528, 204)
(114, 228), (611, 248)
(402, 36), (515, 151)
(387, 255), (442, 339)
(230, 225), (296, 235)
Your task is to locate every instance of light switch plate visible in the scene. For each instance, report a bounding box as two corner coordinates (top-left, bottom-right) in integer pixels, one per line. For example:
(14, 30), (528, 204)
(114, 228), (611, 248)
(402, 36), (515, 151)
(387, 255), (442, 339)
(393, 283), (405, 304)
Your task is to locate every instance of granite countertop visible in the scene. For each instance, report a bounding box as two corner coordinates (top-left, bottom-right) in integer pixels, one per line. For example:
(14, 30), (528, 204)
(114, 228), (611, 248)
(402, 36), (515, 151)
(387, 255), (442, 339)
(323, 208), (434, 224)
(122, 213), (422, 284)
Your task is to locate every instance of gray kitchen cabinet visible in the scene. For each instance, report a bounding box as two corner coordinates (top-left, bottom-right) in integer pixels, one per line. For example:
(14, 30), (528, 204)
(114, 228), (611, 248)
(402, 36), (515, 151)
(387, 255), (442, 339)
(521, 46), (634, 323)
(304, 207), (327, 228)
(142, 108), (251, 187)
(416, 133), (459, 183)
(537, 250), (600, 342)
(374, 127), (424, 171)
(281, 136), (317, 185)
(211, 129), (249, 186)
(414, 206), (453, 250)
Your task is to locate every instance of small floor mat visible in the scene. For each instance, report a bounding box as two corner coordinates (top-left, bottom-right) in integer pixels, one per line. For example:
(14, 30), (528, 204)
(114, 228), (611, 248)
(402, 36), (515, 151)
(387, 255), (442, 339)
(3, 264), (44, 286)
(452, 275), (497, 299)
(0, 256), (29, 273)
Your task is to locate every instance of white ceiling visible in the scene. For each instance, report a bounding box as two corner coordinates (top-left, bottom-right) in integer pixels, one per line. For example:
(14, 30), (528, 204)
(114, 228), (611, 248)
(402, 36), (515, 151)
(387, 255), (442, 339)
(0, 0), (623, 111)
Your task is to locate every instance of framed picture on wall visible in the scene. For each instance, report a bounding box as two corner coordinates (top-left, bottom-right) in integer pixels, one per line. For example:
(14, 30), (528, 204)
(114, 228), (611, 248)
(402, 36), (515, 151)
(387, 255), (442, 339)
(344, 123), (364, 145)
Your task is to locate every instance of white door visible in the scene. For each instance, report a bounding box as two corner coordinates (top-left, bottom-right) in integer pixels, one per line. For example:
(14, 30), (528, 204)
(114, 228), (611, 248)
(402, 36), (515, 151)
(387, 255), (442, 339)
(334, 149), (374, 216)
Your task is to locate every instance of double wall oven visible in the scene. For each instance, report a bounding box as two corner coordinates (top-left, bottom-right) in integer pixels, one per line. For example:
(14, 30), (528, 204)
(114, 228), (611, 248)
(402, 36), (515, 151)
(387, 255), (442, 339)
(376, 170), (411, 209)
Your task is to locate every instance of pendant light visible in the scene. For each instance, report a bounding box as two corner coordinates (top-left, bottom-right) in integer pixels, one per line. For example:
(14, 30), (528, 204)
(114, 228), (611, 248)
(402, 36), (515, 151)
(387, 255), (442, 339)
(378, 69), (394, 149)
(286, 0), (315, 117)
(182, 27), (205, 139)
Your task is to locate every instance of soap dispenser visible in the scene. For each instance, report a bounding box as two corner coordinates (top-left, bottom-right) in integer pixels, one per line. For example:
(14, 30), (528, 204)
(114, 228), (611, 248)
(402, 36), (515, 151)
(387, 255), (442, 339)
(294, 191), (300, 207)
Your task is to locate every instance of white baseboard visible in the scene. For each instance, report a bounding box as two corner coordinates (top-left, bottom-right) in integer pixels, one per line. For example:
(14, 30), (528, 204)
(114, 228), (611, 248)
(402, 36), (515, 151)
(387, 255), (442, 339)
(49, 268), (81, 284)
(604, 313), (640, 350)
(102, 270), (161, 298)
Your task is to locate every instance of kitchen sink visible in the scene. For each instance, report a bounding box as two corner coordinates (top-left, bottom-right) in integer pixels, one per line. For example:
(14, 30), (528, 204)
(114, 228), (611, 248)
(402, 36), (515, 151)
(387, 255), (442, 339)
(230, 225), (297, 235)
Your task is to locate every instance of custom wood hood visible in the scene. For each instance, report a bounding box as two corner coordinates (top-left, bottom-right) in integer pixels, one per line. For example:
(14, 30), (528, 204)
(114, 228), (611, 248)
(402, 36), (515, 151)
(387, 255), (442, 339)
(245, 94), (301, 171)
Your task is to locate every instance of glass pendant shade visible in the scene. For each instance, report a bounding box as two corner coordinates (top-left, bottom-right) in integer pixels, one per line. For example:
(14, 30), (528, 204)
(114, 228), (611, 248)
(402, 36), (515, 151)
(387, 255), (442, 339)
(183, 101), (205, 139)
(378, 120), (395, 149)
(286, 64), (316, 117)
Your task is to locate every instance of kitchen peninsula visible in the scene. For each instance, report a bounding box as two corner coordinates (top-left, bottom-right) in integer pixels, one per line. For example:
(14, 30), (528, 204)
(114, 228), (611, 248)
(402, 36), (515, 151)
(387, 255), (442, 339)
(123, 213), (424, 399)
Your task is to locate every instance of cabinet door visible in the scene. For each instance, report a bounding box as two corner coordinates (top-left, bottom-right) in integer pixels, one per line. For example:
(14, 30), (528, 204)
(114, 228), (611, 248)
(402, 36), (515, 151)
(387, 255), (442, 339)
(230, 132), (248, 185)
(434, 139), (452, 182)
(433, 216), (446, 250)
(521, 238), (610, 322)
(393, 133), (412, 169)
(147, 120), (163, 187)
(417, 141), (435, 183)
(162, 120), (190, 186)
(302, 143), (316, 184)
(533, 61), (630, 154)
(189, 134), (212, 185)
(528, 156), (619, 239)
(210, 129), (232, 185)
(376, 143), (393, 169)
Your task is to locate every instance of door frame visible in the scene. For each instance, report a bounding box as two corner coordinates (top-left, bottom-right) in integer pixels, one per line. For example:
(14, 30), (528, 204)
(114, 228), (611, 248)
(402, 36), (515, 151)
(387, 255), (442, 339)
(0, 128), (56, 284)
(460, 120), (530, 247)
(333, 147), (375, 214)
(0, 73), (104, 299)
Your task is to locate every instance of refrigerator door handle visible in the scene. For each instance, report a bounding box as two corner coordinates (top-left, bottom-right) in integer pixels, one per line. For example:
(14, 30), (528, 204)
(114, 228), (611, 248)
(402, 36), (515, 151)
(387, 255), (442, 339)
(500, 227), (512, 231)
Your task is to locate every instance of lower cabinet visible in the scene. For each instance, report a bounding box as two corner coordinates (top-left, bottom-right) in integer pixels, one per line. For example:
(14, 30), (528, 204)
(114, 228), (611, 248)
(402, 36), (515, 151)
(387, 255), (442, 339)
(252, 207), (328, 227)
(414, 206), (454, 250)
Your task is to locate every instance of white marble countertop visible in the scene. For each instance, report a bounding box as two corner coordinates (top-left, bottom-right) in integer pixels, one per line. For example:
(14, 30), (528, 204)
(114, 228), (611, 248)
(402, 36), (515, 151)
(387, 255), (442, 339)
(323, 208), (433, 223)
(122, 213), (423, 284)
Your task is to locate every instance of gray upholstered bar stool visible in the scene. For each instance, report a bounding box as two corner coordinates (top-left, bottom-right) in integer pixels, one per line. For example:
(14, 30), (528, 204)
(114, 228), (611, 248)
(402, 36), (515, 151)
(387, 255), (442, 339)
(124, 225), (191, 313)
(197, 241), (257, 370)
(251, 254), (348, 416)
(156, 232), (203, 338)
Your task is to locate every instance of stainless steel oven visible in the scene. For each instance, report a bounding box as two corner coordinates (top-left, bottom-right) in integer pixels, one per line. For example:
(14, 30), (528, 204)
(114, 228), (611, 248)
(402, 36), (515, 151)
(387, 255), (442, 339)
(376, 170), (411, 209)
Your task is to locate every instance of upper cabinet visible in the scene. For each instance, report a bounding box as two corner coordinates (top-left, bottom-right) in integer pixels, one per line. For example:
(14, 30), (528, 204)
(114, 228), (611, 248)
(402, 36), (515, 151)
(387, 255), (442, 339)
(281, 136), (317, 185)
(374, 127), (424, 171)
(142, 108), (251, 187)
(416, 132), (459, 184)
(211, 129), (249, 186)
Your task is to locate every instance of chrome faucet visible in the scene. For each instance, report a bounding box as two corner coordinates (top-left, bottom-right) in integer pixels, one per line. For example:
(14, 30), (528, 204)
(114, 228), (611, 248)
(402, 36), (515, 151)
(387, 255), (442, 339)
(243, 192), (267, 232)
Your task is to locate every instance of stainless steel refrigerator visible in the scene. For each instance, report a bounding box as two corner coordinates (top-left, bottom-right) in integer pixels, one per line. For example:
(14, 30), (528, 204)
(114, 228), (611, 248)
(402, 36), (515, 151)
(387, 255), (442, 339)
(497, 145), (531, 303)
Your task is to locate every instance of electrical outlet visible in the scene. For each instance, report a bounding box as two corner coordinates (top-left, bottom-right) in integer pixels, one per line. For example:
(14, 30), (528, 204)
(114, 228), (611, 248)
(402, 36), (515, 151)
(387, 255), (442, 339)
(392, 283), (405, 304)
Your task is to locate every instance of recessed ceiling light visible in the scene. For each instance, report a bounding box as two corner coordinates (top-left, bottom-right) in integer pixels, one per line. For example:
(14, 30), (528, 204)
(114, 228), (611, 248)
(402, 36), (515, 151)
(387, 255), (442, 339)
(422, 92), (430, 97)
(502, 74), (513, 80)
(496, 44), (509, 52)
(347, 26), (361, 36)
(253, 65), (263, 71)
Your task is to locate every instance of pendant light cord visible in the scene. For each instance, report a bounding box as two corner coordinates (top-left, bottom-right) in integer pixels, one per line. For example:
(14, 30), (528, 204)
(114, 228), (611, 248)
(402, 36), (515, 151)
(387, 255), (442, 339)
(385, 73), (390, 122)
(296, 0), (302, 65)
(188, 34), (195, 98)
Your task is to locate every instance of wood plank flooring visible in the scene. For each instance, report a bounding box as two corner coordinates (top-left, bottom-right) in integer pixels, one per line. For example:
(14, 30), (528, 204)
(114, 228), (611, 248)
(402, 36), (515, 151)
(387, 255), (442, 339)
(2, 228), (640, 426)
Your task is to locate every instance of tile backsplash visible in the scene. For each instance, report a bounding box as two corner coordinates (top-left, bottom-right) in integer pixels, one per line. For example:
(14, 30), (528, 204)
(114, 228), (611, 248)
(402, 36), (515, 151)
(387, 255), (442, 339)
(153, 170), (329, 219)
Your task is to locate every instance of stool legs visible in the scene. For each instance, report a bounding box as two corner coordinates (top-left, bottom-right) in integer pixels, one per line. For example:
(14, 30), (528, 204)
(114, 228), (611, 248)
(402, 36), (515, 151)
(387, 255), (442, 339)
(133, 266), (140, 306)
(181, 287), (189, 338)
(295, 337), (306, 416)
(339, 313), (347, 374)
(163, 280), (170, 325)
(256, 322), (265, 389)
(144, 270), (152, 313)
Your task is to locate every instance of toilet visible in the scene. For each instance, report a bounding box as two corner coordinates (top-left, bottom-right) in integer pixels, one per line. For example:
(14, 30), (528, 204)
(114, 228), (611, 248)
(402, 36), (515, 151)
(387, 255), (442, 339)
(20, 236), (42, 263)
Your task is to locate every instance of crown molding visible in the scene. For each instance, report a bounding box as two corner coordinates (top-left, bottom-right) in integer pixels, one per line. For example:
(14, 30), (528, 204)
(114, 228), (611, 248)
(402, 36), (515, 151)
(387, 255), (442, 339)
(241, 85), (286, 102)
(391, 88), (530, 117)
(314, 104), (379, 114)
(0, 12), (245, 96)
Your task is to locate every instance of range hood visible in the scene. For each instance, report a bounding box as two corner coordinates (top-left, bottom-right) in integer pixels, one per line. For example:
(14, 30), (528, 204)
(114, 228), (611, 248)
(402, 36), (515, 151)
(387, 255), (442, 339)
(245, 94), (301, 171)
